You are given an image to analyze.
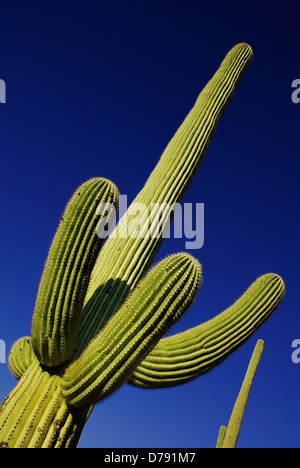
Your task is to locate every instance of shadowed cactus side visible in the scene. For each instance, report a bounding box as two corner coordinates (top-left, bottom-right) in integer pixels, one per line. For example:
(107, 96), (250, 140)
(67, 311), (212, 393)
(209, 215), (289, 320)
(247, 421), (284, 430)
(0, 43), (285, 448)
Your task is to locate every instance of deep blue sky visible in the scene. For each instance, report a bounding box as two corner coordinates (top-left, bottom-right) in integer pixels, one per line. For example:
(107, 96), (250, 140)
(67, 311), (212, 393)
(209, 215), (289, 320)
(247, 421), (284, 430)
(0, 0), (299, 448)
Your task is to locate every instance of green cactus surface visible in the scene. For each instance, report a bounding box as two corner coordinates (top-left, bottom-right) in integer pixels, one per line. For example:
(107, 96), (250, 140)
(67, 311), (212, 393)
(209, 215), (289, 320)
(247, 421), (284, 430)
(8, 337), (35, 381)
(31, 177), (119, 367)
(216, 426), (227, 448)
(128, 274), (284, 388)
(0, 43), (285, 448)
(76, 42), (254, 356)
(217, 339), (265, 448)
(62, 253), (201, 407)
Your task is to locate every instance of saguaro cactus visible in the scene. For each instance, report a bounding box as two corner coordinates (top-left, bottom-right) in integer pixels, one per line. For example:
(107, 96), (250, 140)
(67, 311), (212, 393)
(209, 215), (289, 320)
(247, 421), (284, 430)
(0, 43), (285, 448)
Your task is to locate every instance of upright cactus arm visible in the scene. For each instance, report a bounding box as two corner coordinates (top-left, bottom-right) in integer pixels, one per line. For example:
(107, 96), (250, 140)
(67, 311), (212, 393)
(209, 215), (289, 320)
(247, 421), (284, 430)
(31, 177), (119, 367)
(76, 43), (253, 355)
(128, 274), (284, 388)
(220, 339), (265, 448)
(62, 253), (202, 407)
(216, 426), (227, 448)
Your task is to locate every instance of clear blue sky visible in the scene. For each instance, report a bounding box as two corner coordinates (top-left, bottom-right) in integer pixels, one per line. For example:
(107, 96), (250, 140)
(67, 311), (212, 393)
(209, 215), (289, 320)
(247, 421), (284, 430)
(0, 0), (299, 448)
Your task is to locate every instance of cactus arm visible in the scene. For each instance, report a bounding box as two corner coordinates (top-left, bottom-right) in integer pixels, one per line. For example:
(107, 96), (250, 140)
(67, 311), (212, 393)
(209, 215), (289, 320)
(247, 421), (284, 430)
(76, 43), (253, 355)
(62, 253), (201, 407)
(221, 339), (264, 448)
(216, 426), (227, 448)
(31, 178), (119, 367)
(8, 337), (36, 380)
(128, 274), (284, 388)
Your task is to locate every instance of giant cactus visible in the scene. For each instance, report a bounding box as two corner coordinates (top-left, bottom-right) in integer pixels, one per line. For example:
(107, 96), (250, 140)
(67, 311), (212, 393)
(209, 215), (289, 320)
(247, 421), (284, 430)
(0, 43), (285, 448)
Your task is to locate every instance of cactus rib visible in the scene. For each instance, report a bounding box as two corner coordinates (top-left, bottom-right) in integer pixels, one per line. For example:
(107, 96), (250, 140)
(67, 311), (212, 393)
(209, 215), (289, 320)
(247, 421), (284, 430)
(128, 274), (284, 388)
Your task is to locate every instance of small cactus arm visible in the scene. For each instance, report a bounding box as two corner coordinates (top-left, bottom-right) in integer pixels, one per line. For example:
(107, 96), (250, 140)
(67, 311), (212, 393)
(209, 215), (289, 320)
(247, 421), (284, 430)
(0, 43), (285, 448)
(8, 337), (35, 380)
(31, 177), (119, 366)
(128, 274), (284, 388)
(217, 339), (265, 448)
(216, 426), (227, 448)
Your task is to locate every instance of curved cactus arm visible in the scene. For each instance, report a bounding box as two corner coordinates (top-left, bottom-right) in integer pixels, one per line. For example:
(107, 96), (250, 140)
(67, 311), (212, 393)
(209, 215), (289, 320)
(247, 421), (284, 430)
(128, 274), (284, 388)
(62, 253), (202, 407)
(76, 43), (253, 355)
(8, 337), (36, 380)
(221, 339), (264, 448)
(31, 178), (119, 367)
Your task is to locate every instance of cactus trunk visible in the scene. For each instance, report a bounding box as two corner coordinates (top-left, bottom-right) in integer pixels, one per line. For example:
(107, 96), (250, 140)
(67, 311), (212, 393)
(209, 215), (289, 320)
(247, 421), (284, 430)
(0, 361), (90, 448)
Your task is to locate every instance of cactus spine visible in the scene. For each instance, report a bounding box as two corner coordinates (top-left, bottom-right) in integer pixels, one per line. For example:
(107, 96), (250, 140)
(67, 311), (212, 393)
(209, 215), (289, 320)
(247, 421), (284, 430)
(0, 43), (285, 448)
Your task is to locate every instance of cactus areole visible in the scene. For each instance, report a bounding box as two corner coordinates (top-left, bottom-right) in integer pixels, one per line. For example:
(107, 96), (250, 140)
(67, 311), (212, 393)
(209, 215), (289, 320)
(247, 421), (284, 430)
(0, 43), (285, 448)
